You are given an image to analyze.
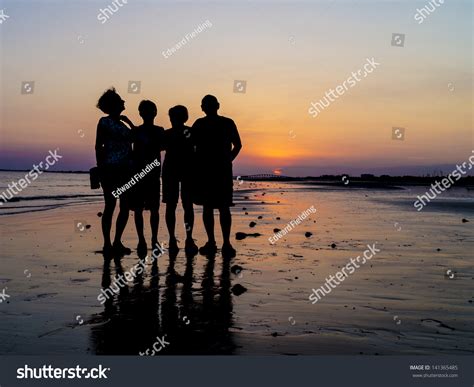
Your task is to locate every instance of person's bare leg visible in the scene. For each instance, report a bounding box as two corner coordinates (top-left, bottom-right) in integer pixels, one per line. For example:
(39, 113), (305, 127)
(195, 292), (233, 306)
(199, 206), (217, 255)
(165, 203), (176, 240)
(165, 203), (177, 240)
(183, 201), (194, 241)
(134, 209), (146, 245)
(150, 208), (159, 245)
(113, 198), (130, 251)
(183, 200), (198, 255)
(219, 207), (232, 246)
(165, 203), (178, 250)
(203, 206), (215, 244)
(220, 207), (235, 257)
(102, 194), (116, 250)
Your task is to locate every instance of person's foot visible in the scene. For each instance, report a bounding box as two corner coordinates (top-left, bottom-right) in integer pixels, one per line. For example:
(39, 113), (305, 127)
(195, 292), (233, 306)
(199, 241), (217, 256)
(112, 241), (132, 256)
(137, 240), (148, 256)
(221, 243), (236, 258)
(185, 238), (198, 256)
(168, 238), (179, 254)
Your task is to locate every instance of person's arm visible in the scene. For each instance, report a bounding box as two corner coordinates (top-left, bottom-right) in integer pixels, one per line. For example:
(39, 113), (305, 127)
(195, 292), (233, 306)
(159, 128), (167, 152)
(120, 116), (138, 144)
(230, 120), (242, 161)
(120, 115), (135, 129)
(190, 120), (200, 152)
(95, 120), (106, 167)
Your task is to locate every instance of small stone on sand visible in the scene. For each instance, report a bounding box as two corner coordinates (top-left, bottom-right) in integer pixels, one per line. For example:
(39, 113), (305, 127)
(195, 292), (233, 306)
(231, 284), (247, 296)
(235, 232), (261, 240)
(249, 221), (257, 228)
(462, 218), (469, 223)
(231, 265), (243, 274)
(235, 232), (247, 240)
(331, 243), (337, 249)
(305, 232), (312, 238)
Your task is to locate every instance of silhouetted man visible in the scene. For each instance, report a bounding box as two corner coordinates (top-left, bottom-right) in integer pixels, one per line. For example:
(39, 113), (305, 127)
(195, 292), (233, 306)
(192, 95), (242, 258)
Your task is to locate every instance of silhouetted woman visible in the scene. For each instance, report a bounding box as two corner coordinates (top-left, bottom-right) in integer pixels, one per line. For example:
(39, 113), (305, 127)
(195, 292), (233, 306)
(95, 87), (133, 255)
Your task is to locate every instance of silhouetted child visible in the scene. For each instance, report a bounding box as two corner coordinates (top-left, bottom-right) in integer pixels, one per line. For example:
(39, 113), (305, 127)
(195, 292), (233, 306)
(127, 100), (164, 254)
(95, 87), (133, 256)
(162, 105), (198, 255)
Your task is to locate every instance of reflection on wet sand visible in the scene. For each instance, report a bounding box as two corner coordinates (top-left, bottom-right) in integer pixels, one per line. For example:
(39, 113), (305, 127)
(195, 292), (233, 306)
(91, 251), (235, 355)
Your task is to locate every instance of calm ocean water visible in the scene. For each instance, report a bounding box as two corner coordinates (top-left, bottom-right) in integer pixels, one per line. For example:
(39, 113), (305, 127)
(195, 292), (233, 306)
(0, 171), (473, 216)
(0, 171), (101, 216)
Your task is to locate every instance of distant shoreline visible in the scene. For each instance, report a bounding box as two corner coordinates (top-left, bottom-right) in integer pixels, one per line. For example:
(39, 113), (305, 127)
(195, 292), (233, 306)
(0, 169), (472, 188)
(235, 174), (474, 188)
(0, 169), (89, 174)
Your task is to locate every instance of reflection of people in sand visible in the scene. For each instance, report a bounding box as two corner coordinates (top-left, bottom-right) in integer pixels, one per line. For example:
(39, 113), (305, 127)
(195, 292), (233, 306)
(94, 255), (161, 354)
(191, 95), (242, 258)
(95, 88), (133, 256)
(92, 254), (235, 355)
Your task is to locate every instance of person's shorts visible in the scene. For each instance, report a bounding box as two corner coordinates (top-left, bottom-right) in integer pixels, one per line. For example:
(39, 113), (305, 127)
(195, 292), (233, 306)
(162, 173), (193, 205)
(192, 162), (234, 209)
(130, 170), (161, 211)
(100, 164), (132, 202)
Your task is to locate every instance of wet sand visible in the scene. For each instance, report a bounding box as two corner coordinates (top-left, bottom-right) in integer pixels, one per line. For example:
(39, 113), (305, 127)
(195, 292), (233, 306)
(0, 182), (473, 355)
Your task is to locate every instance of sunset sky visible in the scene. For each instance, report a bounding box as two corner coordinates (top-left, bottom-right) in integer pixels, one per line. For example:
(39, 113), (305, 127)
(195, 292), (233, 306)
(0, 0), (472, 176)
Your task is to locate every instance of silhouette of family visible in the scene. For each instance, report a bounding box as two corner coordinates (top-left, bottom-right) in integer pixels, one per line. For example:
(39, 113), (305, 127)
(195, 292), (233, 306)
(94, 88), (242, 259)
